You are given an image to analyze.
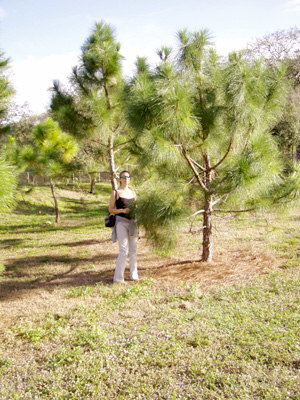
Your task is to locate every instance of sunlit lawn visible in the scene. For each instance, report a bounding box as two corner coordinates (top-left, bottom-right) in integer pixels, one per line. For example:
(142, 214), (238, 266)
(0, 183), (299, 399)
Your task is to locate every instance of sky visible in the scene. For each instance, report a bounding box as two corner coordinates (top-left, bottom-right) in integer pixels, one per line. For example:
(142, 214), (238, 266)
(0, 0), (300, 115)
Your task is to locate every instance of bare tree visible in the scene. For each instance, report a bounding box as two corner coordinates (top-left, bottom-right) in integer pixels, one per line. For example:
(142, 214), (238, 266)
(247, 27), (300, 64)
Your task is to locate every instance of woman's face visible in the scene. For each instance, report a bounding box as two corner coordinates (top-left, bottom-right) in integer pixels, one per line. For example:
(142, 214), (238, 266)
(120, 172), (130, 185)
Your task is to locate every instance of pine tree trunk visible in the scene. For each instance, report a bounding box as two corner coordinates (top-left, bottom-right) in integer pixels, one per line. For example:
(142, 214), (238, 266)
(50, 178), (60, 223)
(292, 144), (296, 165)
(109, 133), (117, 191)
(202, 153), (213, 262)
(202, 192), (213, 262)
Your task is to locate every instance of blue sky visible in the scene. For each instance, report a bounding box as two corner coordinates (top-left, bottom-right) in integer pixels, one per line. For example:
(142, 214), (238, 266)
(1, 0), (300, 114)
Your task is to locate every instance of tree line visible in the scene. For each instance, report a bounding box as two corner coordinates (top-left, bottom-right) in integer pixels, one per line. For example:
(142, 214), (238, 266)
(1, 23), (300, 261)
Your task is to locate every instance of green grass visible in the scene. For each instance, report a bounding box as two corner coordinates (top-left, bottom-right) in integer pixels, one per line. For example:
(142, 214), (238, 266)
(2, 272), (300, 399)
(0, 184), (300, 399)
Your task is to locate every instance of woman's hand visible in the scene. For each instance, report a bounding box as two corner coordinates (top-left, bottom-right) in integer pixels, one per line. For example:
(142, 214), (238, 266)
(123, 207), (130, 214)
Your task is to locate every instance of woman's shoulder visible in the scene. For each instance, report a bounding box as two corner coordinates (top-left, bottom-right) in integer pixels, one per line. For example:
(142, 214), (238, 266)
(111, 189), (119, 199)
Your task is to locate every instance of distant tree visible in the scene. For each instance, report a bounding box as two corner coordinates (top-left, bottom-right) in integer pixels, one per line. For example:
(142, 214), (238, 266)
(50, 21), (130, 191)
(1, 107), (48, 184)
(274, 86), (300, 162)
(247, 27), (300, 65)
(5, 103), (48, 146)
(287, 54), (300, 86)
(247, 27), (300, 159)
(0, 51), (15, 135)
(125, 30), (291, 261)
(21, 117), (79, 222)
(0, 51), (17, 211)
(0, 155), (17, 212)
(76, 141), (106, 193)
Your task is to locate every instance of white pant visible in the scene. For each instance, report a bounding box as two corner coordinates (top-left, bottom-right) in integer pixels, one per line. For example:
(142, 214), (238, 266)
(113, 218), (138, 282)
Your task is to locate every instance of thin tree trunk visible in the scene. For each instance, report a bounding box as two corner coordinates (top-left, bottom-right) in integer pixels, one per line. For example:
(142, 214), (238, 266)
(202, 192), (213, 262)
(104, 80), (117, 191)
(50, 178), (60, 223)
(292, 143), (296, 165)
(109, 133), (117, 191)
(202, 153), (213, 261)
(90, 176), (96, 194)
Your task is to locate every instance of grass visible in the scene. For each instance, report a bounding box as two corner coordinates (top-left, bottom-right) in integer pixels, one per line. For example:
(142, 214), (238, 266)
(0, 183), (300, 399)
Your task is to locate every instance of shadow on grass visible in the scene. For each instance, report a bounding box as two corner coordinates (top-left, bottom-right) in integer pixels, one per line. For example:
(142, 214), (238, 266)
(0, 250), (117, 301)
(14, 201), (54, 216)
(0, 220), (103, 235)
(0, 224), (39, 233)
(0, 238), (24, 249)
(61, 200), (108, 218)
(4, 252), (116, 272)
(50, 239), (108, 247)
(13, 199), (108, 219)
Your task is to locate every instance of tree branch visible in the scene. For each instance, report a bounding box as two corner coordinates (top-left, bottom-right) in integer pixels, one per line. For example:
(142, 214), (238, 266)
(214, 208), (255, 213)
(113, 140), (132, 150)
(91, 139), (107, 147)
(112, 122), (121, 133)
(114, 142), (129, 154)
(186, 155), (205, 171)
(190, 196), (227, 217)
(210, 138), (233, 171)
(181, 144), (208, 192)
(212, 194), (228, 207)
(191, 209), (205, 217)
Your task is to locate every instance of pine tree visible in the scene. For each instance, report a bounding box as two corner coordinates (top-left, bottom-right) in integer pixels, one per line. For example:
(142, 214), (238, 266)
(21, 117), (79, 222)
(125, 30), (290, 261)
(247, 27), (300, 162)
(50, 21), (129, 190)
(0, 51), (17, 212)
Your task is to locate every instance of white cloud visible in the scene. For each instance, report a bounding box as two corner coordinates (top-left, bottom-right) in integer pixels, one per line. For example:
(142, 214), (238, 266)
(285, 5), (300, 11)
(10, 52), (80, 114)
(141, 23), (161, 35)
(121, 40), (161, 76)
(0, 6), (6, 20)
(284, 0), (300, 12)
(214, 36), (251, 56)
(8, 33), (252, 116)
(10, 47), (153, 114)
(285, 0), (300, 4)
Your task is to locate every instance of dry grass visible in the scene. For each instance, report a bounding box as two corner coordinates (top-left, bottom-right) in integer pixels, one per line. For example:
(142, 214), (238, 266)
(0, 186), (290, 328)
(0, 184), (299, 399)
(0, 211), (284, 330)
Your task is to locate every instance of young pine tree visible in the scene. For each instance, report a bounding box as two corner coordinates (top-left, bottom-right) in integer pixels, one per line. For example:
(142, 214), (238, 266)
(125, 30), (291, 261)
(21, 117), (79, 222)
(50, 21), (129, 190)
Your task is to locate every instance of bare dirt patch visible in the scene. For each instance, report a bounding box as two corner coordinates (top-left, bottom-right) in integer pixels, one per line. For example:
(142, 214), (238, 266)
(146, 245), (283, 289)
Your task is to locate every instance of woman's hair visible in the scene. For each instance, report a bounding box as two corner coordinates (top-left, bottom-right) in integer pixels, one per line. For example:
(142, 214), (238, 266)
(119, 170), (130, 179)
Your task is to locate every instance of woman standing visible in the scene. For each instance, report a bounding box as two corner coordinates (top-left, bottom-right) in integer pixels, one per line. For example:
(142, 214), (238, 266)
(109, 170), (139, 283)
